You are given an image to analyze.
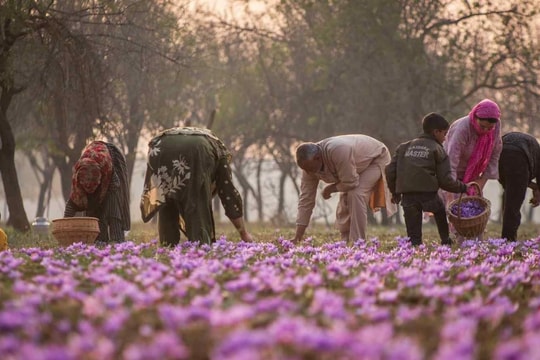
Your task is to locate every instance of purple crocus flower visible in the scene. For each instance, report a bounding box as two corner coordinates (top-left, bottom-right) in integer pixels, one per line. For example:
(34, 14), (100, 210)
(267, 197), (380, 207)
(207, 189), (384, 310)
(450, 199), (485, 218)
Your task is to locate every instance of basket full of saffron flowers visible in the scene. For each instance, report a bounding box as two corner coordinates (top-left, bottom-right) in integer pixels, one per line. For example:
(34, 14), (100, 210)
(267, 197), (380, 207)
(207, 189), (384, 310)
(447, 182), (491, 239)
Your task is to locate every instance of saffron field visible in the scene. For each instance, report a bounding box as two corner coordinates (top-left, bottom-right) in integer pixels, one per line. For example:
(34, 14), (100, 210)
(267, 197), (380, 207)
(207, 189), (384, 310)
(1, 223), (539, 359)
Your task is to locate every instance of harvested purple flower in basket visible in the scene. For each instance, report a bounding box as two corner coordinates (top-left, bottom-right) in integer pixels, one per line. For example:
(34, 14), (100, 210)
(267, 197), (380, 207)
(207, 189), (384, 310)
(450, 199), (485, 218)
(446, 182), (491, 238)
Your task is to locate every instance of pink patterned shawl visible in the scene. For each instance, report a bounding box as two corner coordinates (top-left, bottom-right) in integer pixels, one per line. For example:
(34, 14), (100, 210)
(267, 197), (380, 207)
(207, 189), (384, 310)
(463, 99), (501, 193)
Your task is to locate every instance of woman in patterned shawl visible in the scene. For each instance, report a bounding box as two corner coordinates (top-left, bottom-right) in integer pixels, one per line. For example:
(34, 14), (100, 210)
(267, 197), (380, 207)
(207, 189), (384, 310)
(64, 141), (131, 244)
(140, 127), (253, 245)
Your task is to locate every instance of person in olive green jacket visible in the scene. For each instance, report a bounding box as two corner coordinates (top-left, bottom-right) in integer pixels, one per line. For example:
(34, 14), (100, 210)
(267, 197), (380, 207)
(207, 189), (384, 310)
(140, 127), (253, 246)
(386, 113), (469, 246)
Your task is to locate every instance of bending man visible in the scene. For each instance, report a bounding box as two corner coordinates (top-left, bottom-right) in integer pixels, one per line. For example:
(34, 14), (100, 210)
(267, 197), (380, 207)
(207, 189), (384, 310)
(289, 134), (396, 243)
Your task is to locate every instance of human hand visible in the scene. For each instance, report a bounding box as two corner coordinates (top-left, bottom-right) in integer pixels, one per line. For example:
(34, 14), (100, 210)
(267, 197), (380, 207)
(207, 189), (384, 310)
(230, 217), (254, 242)
(465, 181), (481, 195)
(322, 185), (332, 200)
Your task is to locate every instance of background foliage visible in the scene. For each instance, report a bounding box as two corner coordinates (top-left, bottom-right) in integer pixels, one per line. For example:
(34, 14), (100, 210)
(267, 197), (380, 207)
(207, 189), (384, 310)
(1, 0), (539, 231)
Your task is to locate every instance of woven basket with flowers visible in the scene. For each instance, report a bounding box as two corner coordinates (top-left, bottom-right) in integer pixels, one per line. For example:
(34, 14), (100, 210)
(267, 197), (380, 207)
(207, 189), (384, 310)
(446, 182), (491, 239)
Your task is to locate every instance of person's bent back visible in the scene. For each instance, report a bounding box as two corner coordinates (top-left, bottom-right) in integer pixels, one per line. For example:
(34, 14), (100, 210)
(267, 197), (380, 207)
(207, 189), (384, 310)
(140, 127), (253, 245)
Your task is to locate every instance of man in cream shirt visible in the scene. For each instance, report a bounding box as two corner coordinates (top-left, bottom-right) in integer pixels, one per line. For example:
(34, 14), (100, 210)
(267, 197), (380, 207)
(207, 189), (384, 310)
(288, 134), (396, 243)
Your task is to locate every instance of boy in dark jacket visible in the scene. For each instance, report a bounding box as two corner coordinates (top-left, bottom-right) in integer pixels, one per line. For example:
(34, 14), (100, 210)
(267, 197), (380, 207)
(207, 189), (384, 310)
(386, 113), (469, 246)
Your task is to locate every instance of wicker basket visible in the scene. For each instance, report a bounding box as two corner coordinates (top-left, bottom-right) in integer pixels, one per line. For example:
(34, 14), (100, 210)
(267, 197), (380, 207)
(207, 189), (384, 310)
(51, 217), (100, 246)
(446, 182), (491, 239)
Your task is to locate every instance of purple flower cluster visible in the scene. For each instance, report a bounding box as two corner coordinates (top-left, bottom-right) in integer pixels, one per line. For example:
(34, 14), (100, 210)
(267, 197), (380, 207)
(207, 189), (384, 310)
(450, 199), (485, 218)
(0, 237), (539, 359)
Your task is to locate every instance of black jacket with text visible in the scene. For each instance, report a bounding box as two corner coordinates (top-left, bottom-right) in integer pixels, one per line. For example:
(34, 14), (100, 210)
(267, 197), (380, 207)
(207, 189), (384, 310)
(385, 133), (466, 195)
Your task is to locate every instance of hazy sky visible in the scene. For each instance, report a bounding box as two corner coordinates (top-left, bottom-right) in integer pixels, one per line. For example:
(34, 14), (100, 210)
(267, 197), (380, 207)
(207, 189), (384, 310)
(196, 0), (267, 16)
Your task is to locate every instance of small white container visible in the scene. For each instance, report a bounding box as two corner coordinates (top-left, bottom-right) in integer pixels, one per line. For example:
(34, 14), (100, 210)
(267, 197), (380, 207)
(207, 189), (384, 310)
(32, 217), (51, 236)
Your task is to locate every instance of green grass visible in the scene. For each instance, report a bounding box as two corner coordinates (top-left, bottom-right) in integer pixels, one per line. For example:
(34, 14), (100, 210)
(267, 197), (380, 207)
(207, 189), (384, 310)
(216, 220), (539, 247)
(4, 221), (538, 249)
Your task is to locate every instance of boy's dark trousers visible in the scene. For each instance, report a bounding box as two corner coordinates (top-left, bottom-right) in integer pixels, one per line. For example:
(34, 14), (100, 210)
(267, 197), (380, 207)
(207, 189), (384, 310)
(498, 148), (530, 242)
(402, 192), (451, 246)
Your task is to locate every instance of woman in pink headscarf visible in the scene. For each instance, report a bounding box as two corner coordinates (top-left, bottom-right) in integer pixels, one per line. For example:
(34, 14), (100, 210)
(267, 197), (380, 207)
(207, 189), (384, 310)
(445, 99), (502, 191)
(443, 99), (502, 236)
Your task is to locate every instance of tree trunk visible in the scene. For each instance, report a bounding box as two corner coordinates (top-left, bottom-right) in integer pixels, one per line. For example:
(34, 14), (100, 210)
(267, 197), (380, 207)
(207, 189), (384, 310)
(25, 149), (56, 218)
(256, 158), (264, 222)
(34, 165), (55, 218)
(0, 91), (30, 231)
(277, 171), (287, 218)
(232, 163), (260, 223)
(55, 160), (74, 203)
(0, 153), (30, 231)
(242, 187), (249, 222)
(125, 91), (145, 195)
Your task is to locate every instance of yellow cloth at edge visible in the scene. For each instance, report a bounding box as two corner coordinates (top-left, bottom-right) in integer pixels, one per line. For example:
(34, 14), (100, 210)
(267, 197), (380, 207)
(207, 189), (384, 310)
(0, 228), (8, 251)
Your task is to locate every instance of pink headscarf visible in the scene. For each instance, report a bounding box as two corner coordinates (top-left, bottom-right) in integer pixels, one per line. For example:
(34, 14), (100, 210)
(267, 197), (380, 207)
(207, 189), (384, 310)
(463, 99), (501, 193)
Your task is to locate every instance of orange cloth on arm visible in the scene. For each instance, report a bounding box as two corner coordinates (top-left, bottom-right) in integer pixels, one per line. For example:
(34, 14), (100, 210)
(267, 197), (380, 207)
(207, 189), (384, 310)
(369, 176), (386, 211)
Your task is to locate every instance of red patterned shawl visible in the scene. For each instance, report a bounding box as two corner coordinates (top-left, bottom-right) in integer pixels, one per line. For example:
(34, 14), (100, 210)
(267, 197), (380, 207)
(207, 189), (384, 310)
(70, 141), (113, 209)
